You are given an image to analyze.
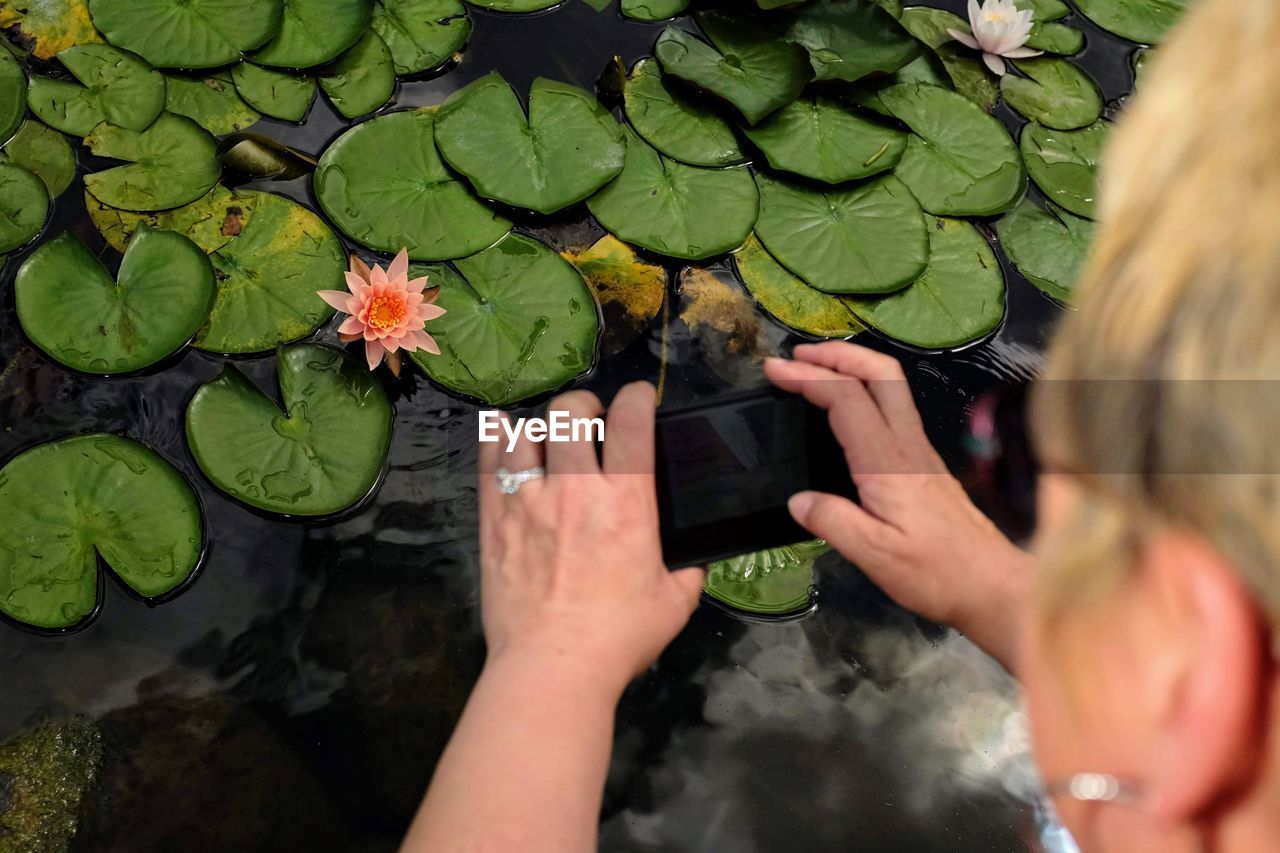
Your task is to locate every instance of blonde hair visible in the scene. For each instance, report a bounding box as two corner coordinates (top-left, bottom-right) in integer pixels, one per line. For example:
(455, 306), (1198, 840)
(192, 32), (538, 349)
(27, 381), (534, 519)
(1029, 0), (1280, 634)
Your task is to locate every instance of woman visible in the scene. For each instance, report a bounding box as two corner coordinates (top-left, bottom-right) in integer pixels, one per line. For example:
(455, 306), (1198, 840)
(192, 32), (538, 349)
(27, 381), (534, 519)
(403, 0), (1280, 849)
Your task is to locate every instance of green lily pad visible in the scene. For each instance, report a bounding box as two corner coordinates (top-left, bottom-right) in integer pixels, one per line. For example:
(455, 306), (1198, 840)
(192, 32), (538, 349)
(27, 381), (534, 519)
(0, 161), (48, 252)
(1069, 0), (1187, 44)
(881, 9), (1000, 109)
(231, 62), (316, 122)
(562, 235), (666, 356)
(165, 71), (260, 135)
(586, 129), (758, 260)
(87, 0), (285, 68)
(1, 120), (76, 197)
(83, 112), (221, 211)
(314, 108), (511, 261)
(621, 0), (688, 21)
(0, 434), (203, 630)
(654, 11), (813, 125)
(408, 233), (599, 406)
(27, 44), (166, 137)
(877, 82), (1025, 216)
(370, 0), (470, 75)
(1000, 57), (1102, 130)
(435, 73), (624, 215)
(898, 6), (963, 49)
(623, 57), (744, 167)
(86, 183), (257, 253)
(251, 0), (370, 68)
(754, 172), (927, 294)
(1025, 21), (1084, 54)
(15, 227), (214, 373)
(846, 216), (1004, 349)
(316, 31), (395, 119)
(734, 235), (863, 338)
(784, 0), (920, 82)
(1132, 46), (1153, 89)
(704, 541), (824, 616)
(0, 0), (103, 59)
(742, 95), (905, 184)
(995, 197), (1092, 301)
(186, 343), (393, 516)
(196, 191), (342, 354)
(469, 0), (560, 9)
(1016, 0), (1070, 19)
(0, 48), (25, 144)
(1020, 119), (1105, 219)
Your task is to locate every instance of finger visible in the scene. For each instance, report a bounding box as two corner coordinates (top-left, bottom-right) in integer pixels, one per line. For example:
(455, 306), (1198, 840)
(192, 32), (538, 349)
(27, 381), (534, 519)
(477, 424), (504, 533)
(669, 566), (707, 615)
(603, 381), (656, 477)
(792, 343), (924, 435)
(543, 390), (604, 475)
(498, 411), (546, 496)
(788, 490), (899, 564)
(764, 356), (885, 420)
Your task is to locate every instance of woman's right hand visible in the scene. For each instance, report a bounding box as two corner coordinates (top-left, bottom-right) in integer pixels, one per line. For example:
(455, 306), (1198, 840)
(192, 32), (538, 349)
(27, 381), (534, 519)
(765, 342), (1033, 673)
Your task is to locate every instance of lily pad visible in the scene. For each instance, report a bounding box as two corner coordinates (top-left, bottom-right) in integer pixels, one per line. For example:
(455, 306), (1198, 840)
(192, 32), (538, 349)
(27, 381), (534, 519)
(1132, 46), (1153, 89)
(704, 541), (825, 616)
(1069, 0), (1187, 44)
(231, 62), (316, 122)
(1016, 0), (1070, 19)
(186, 343), (393, 516)
(1000, 57), (1102, 130)
(217, 131), (315, 179)
(251, 0), (370, 68)
(27, 44), (166, 137)
(620, 0), (688, 21)
(15, 227), (214, 373)
(586, 129), (758, 260)
(314, 108), (511, 260)
(370, 0), (470, 75)
(876, 82), (1025, 216)
(784, 0), (920, 83)
(316, 31), (395, 119)
(623, 57), (744, 167)
(1020, 119), (1105, 219)
(408, 233), (598, 406)
(435, 73), (624, 214)
(86, 183), (257, 253)
(0, 434), (203, 630)
(995, 197), (1093, 301)
(846, 216), (1004, 349)
(83, 112), (221, 211)
(0, 0), (102, 59)
(469, 0), (560, 9)
(562, 234), (666, 355)
(654, 11), (813, 125)
(0, 161), (48, 251)
(742, 95), (905, 184)
(1025, 21), (1084, 54)
(0, 48), (25, 144)
(1, 120), (76, 197)
(754, 172), (927, 294)
(165, 71), (260, 135)
(196, 191), (343, 354)
(734, 235), (863, 338)
(87, 0), (285, 68)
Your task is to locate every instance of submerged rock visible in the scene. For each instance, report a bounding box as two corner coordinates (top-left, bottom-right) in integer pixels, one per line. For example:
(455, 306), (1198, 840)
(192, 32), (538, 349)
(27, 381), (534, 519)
(0, 718), (102, 853)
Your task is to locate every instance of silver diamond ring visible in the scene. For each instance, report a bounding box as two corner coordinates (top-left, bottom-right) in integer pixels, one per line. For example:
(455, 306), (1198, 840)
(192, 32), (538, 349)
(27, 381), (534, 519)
(495, 466), (545, 495)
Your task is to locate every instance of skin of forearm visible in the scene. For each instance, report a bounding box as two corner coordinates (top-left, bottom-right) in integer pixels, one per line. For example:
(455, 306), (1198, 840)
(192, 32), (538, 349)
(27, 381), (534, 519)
(953, 541), (1035, 676)
(401, 649), (623, 853)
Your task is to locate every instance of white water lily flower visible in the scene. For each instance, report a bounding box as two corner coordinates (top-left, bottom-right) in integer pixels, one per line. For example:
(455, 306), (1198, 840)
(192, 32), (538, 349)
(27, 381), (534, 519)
(947, 0), (1044, 77)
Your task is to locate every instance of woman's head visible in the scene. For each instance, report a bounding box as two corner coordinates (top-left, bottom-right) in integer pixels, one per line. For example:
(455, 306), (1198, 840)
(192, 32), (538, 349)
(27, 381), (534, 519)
(1026, 0), (1280, 848)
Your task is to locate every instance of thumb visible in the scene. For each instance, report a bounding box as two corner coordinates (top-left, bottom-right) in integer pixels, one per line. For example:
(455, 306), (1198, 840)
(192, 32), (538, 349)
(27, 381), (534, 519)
(669, 566), (707, 614)
(788, 491), (891, 569)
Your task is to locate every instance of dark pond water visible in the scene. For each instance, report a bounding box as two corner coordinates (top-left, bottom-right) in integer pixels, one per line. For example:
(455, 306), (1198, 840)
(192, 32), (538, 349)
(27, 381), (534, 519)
(0, 1), (1140, 849)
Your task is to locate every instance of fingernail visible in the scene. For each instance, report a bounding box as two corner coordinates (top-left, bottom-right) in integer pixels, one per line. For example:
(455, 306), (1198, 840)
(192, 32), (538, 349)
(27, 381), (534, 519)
(788, 491), (814, 522)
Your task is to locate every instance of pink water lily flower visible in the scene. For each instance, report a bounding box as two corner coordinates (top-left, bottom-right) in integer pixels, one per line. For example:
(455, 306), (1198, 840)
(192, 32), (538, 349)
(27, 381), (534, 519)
(947, 0), (1043, 76)
(318, 249), (446, 371)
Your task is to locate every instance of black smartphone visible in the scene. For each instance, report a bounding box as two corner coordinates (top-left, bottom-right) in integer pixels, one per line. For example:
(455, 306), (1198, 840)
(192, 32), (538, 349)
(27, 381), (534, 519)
(655, 387), (857, 568)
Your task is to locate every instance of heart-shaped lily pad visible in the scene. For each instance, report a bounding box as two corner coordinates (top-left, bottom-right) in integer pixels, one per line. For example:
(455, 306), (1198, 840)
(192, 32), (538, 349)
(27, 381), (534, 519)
(1069, 0), (1187, 44)
(196, 191), (342, 354)
(784, 0), (920, 82)
(86, 183), (256, 253)
(409, 233), (598, 406)
(186, 343), (393, 516)
(754, 172), (927, 294)
(1025, 21), (1084, 54)
(87, 0), (285, 69)
(623, 57), (744, 167)
(562, 234), (666, 356)
(83, 112), (221, 212)
(742, 95), (905, 184)
(314, 107), (511, 260)
(316, 31), (395, 119)
(27, 44), (166, 137)
(435, 73), (624, 214)
(0, 0), (103, 60)
(1020, 119), (1105, 219)
(16, 227), (214, 373)
(586, 129), (758, 260)
(0, 434), (204, 631)
(0, 48), (25, 144)
(252, 0), (371, 68)
(371, 0), (470, 75)
(895, 7), (998, 110)
(469, 0), (559, 9)
(621, 0), (688, 21)
(1, 121), (76, 197)
(704, 541), (826, 616)
(0, 162), (49, 252)
(734, 235), (863, 338)
(875, 82), (1025, 216)
(1000, 57), (1102, 130)
(846, 216), (1004, 349)
(655, 11), (813, 125)
(165, 71), (260, 135)
(231, 62), (316, 122)
(996, 197), (1092, 301)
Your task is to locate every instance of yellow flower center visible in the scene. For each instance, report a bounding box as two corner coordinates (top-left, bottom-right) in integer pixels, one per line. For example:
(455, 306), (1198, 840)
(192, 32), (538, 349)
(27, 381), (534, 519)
(984, 10), (1010, 23)
(367, 294), (407, 330)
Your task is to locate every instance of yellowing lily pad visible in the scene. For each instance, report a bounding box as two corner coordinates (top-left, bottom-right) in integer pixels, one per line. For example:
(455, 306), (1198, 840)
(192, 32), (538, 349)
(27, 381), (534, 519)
(86, 183), (257, 254)
(0, 0), (102, 60)
(27, 44), (166, 137)
(83, 112), (221, 211)
(734, 235), (863, 338)
(562, 234), (666, 355)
